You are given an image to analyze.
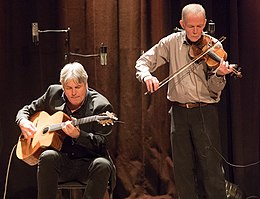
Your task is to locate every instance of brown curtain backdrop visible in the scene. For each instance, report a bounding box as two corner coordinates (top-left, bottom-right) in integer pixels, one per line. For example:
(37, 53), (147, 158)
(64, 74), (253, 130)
(0, 0), (259, 198)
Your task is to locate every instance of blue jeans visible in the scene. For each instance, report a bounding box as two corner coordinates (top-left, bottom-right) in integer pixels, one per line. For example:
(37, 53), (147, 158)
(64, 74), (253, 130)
(37, 150), (113, 199)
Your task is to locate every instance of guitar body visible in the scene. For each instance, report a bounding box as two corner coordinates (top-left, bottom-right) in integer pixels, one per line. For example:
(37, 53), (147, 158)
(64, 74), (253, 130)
(16, 111), (70, 166)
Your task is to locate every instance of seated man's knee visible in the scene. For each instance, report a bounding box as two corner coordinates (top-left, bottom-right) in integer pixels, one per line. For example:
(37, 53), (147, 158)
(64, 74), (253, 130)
(39, 149), (60, 164)
(92, 157), (112, 174)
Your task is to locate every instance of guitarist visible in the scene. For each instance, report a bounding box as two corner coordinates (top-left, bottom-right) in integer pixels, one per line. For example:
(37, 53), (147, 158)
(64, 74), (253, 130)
(16, 62), (116, 199)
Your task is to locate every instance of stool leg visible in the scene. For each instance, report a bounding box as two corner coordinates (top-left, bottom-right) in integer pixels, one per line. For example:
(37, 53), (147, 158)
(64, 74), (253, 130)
(63, 189), (71, 199)
(56, 189), (70, 199)
(71, 189), (83, 199)
(56, 189), (63, 199)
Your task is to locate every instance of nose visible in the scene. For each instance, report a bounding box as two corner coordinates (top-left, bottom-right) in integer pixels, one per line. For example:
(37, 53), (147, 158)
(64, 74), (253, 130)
(193, 27), (197, 34)
(72, 88), (77, 96)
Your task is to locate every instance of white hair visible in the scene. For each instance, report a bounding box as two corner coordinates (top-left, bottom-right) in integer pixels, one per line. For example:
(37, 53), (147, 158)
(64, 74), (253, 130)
(60, 62), (88, 85)
(181, 4), (206, 21)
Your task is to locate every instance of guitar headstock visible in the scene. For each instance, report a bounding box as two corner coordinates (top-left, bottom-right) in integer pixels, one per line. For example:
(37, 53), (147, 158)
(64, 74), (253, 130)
(97, 111), (118, 126)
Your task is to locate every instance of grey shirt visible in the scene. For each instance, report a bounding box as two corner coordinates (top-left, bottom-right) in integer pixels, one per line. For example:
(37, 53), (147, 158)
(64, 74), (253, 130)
(135, 31), (226, 103)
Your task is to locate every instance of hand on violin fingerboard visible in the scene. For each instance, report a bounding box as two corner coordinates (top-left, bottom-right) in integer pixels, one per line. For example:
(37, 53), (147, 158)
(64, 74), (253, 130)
(216, 59), (236, 76)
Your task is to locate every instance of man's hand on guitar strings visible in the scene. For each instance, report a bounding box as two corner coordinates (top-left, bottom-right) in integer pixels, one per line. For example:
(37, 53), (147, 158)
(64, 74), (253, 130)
(19, 118), (37, 139)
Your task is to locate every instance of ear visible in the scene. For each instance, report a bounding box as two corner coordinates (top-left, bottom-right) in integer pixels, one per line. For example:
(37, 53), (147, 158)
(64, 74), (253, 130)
(179, 19), (184, 29)
(203, 19), (207, 28)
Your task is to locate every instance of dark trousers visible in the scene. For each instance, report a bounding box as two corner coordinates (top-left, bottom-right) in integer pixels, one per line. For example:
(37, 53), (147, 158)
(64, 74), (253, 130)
(169, 104), (227, 199)
(37, 150), (113, 199)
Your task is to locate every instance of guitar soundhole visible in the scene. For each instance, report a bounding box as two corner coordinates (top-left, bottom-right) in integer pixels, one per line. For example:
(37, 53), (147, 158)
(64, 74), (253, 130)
(42, 127), (49, 134)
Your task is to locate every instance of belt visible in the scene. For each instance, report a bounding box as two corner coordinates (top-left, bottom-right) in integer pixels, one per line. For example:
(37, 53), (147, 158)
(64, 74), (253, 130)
(171, 102), (209, 108)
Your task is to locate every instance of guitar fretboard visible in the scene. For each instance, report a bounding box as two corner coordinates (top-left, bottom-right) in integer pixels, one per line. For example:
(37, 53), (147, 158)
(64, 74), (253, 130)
(46, 115), (109, 132)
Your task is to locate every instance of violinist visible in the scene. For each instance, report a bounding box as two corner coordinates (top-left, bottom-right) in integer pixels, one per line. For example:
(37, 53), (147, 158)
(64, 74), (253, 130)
(135, 3), (231, 199)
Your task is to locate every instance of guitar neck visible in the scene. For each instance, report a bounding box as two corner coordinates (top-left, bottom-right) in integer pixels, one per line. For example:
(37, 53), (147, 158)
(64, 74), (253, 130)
(73, 115), (99, 126)
(47, 115), (99, 132)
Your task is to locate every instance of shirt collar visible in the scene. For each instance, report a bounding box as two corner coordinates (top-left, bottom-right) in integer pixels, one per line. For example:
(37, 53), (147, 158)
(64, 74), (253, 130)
(182, 32), (206, 46)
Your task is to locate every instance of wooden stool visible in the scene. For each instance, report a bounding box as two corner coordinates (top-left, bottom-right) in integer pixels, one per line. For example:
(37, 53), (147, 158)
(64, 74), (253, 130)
(57, 181), (111, 199)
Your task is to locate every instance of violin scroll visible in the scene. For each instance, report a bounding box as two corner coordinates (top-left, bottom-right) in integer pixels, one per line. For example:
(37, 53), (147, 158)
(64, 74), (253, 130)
(229, 64), (242, 78)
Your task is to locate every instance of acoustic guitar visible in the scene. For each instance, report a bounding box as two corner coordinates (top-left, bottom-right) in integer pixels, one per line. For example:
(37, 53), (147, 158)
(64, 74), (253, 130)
(16, 111), (117, 166)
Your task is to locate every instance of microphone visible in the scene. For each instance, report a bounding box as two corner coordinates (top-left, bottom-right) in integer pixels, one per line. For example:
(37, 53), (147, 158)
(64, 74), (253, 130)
(100, 43), (107, 66)
(207, 20), (215, 36)
(173, 27), (183, 33)
(32, 22), (39, 45)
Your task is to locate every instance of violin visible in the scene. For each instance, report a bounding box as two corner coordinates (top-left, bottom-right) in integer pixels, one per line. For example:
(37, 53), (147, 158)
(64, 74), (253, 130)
(189, 35), (242, 78)
(144, 35), (242, 95)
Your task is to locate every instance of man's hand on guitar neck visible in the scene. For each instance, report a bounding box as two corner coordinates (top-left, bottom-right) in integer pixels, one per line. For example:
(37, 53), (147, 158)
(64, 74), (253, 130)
(19, 118), (37, 139)
(61, 120), (80, 139)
